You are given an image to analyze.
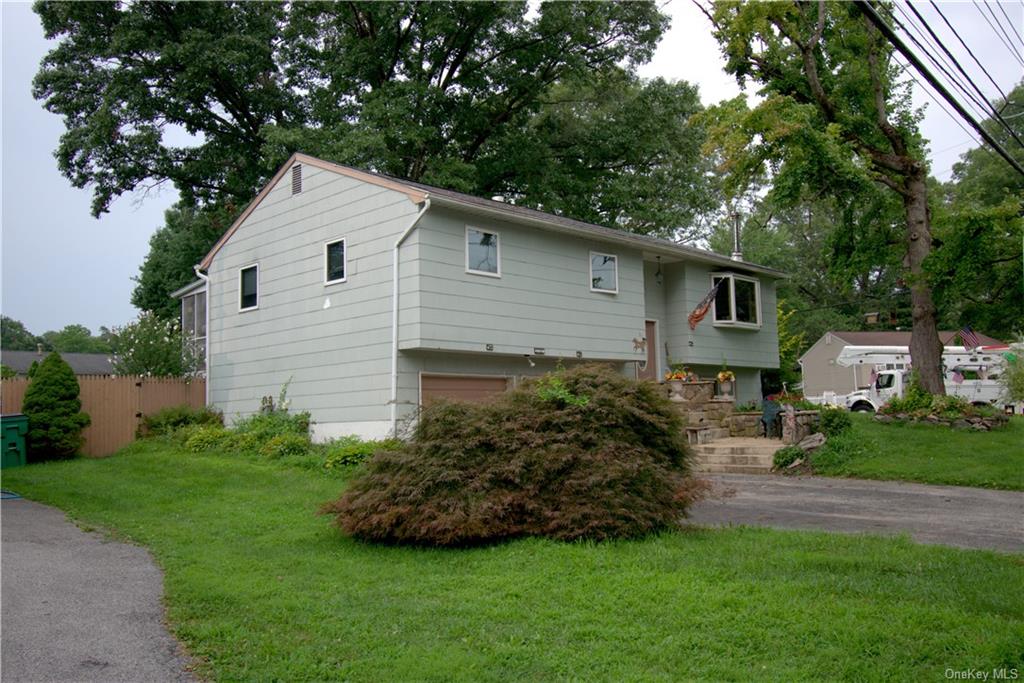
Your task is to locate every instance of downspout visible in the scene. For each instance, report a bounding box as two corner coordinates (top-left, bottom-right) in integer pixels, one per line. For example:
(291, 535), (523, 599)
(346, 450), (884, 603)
(390, 197), (431, 437)
(193, 265), (210, 406)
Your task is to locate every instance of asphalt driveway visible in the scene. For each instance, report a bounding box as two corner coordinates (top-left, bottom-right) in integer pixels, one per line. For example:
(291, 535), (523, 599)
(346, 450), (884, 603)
(1, 497), (196, 683)
(689, 474), (1024, 552)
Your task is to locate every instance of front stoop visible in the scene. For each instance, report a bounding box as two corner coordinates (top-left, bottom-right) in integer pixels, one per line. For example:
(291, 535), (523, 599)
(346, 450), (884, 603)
(691, 437), (785, 474)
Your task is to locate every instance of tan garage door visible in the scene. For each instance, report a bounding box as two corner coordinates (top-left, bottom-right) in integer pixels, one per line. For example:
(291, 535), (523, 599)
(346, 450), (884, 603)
(421, 374), (509, 406)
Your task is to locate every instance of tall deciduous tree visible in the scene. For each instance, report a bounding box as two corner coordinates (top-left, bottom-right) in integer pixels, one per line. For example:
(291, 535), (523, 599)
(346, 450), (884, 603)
(702, 1), (947, 393)
(1, 316), (41, 351)
(132, 204), (237, 320)
(40, 324), (112, 353)
(929, 85), (1024, 340)
(34, 0), (680, 222)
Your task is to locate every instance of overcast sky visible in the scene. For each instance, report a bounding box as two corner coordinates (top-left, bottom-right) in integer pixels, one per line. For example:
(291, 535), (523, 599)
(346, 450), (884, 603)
(2, 1), (1022, 335)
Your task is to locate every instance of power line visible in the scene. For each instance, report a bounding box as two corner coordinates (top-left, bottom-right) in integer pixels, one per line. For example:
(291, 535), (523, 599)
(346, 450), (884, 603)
(995, 1), (1024, 49)
(983, 0), (1024, 58)
(926, 1), (1011, 106)
(889, 3), (995, 124)
(971, 0), (1024, 66)
(909, 1), (1024, 150)
(856, 0), (1024, 177)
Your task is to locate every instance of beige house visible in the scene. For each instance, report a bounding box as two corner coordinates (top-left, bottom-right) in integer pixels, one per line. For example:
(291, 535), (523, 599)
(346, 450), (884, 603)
(798, 330), (1004, 397)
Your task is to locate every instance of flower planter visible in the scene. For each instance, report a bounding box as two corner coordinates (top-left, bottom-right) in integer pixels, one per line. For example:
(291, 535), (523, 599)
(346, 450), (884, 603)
(718, 380), (734, 398)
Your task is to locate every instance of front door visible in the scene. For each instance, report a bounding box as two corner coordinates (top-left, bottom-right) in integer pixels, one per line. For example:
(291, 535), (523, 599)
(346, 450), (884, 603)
(637, 320), (658, 381)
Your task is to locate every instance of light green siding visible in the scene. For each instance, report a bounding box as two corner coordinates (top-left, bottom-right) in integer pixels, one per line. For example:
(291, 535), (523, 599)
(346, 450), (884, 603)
(207, 163), (422, 437)
(402, 207), (649, 363)
(663, 261), (779, 371)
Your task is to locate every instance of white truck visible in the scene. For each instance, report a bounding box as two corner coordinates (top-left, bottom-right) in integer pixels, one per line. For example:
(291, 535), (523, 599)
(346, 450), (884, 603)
(829, 345), (1010, 413)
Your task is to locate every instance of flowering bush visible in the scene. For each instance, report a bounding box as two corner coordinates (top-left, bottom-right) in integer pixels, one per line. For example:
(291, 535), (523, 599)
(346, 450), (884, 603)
(765, 393), (818, 411)
(108, 312), (200, 377)
(717, 370), (735, 383)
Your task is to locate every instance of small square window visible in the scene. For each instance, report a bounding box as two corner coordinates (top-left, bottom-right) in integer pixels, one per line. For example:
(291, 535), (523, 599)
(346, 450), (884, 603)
(325, 239), (346, 284)
(466, 227), (500, 276)
(590, 252), (618, 293)
(239, 265), (258, 311)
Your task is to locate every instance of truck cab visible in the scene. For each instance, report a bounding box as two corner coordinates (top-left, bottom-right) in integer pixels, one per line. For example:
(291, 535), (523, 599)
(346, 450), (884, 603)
(845, 370), (905, 413)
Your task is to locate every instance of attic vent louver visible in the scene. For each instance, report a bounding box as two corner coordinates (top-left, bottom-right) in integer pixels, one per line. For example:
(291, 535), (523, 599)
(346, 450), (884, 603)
(291, 164), (302, 194)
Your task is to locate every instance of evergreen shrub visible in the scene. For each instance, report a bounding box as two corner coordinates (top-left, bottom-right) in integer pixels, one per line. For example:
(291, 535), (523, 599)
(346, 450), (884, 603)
(21, 352), (91, 460)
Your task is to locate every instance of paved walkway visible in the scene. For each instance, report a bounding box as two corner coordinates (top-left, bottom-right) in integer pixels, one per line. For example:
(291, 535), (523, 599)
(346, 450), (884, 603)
(689, 474), (1024, 552)
(1, 498), (196, 682)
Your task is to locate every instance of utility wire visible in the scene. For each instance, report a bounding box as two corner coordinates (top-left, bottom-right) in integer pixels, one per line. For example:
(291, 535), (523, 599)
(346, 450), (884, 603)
(856, 0), (1024, 176)
(983, 0), (1024, 58)
(996, 1), (1024, 49)
(926, 1), (1011, 106)
(889, 4), (994, 122)
(972, 0), (1024, 65)
(910, 1), (1024, 150)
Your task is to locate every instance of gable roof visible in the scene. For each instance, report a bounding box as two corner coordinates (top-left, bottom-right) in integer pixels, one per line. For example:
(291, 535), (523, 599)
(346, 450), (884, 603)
(199, 153), (786, 278)
(2, 350), (114, 376)
(830, 330), (1005, 347)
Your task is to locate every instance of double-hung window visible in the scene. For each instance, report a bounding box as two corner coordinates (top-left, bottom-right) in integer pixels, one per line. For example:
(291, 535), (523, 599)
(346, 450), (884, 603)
(466, 227), (500, 277)
(711, 272), (761, 328)
(325, 239), (346, 285)
(590, 252), (618, 293)
(239, 264), (259, 311)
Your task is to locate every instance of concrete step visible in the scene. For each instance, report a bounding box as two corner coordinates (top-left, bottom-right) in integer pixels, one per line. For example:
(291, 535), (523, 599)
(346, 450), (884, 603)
(693, 444), (783, 456)
(695, 453), (774, 466)
(695, 463), (774, 474)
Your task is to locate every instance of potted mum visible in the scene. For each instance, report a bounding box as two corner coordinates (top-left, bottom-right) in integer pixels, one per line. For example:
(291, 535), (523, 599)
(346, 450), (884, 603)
(664, 364), (697, 402)
(717, 365), (736, 398)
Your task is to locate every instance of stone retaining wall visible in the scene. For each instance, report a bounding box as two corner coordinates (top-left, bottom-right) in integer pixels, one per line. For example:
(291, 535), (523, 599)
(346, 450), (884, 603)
(874, 413), (1010, 430)
(782, 408), (820, 445)
(728, 412), (762, 437)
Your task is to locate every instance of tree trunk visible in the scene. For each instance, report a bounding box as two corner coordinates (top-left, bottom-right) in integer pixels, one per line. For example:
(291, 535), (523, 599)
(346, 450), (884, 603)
(902, 167), (945, 394)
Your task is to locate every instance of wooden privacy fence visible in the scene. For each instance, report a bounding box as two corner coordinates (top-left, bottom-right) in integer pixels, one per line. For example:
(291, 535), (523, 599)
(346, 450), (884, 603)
(1, 376), (206, 457)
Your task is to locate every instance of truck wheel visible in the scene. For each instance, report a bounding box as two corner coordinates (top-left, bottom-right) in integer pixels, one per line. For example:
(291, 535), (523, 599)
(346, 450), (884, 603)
(851, 403), (874, 413)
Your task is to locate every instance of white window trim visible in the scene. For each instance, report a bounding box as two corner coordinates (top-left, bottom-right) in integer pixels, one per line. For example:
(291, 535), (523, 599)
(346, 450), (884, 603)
(324, 238), (348, 286)
(710, 272), (761, 329)
(238, 263), (259, 312)
(465, 225), (501, 278)
(589, 251), (619, 294)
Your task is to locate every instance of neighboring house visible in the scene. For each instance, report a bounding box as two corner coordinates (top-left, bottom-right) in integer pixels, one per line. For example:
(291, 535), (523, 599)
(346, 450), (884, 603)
(799, 329), (1005, 397)
(2, 349), (114, 376)
(181, 153), (785, 440)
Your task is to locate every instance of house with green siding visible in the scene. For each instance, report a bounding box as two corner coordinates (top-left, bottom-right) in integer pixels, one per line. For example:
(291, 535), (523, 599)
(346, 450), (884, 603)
(180, 153), (785, 440)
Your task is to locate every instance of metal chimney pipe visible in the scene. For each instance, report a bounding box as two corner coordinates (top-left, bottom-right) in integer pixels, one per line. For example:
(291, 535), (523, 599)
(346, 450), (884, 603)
(730, 211), (743, 262)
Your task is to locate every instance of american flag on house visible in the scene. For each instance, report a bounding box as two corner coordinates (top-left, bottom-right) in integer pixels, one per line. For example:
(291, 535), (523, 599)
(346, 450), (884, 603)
(960, 327), (982, 351)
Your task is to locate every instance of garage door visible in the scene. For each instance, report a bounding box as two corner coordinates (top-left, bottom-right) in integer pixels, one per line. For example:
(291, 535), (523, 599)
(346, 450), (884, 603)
(421, 374), (509, 406)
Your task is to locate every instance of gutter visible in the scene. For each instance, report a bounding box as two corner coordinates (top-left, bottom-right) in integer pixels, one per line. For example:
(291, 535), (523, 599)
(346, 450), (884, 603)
(390, 197), (431, 436)
(193, 265), (211, 406)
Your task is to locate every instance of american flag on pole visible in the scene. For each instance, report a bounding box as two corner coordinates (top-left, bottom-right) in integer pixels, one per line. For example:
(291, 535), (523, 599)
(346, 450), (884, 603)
(688, 280), (723, 330)
(960, 326), (981, 350)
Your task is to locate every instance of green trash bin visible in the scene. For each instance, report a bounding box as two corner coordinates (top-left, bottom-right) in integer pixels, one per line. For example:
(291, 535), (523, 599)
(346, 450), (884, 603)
(1, 414), (28, 469)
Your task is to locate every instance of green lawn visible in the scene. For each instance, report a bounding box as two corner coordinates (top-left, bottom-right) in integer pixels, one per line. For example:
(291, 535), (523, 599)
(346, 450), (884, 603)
(2, 441), (1022, 682)
(812, 414), (1024, 490)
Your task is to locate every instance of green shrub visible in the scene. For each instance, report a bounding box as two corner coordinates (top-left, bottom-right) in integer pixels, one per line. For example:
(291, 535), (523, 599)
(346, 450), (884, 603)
(322, 436), (403, 469)
(819, 407), (852, 436)
(322, 364), (699, 546)
(222, 430), (263, 454)
(233, 409), (310, 441)
(259, 433), (312, 459)
(139, 404), (222, 437)
(772, 445), (804, 469)
(22, 352), (91, 460)
(535, 374), (590, 407)
(184, 426), (231, 453)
